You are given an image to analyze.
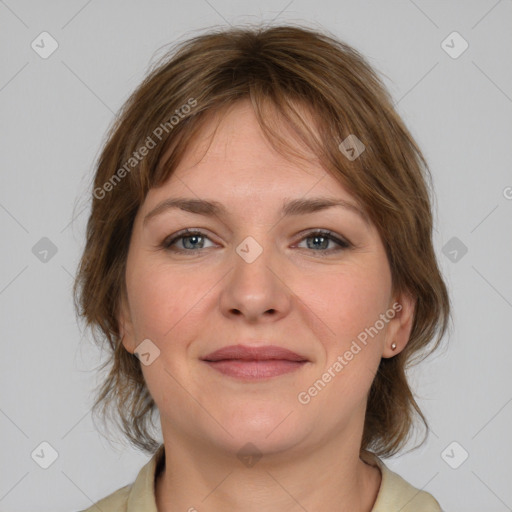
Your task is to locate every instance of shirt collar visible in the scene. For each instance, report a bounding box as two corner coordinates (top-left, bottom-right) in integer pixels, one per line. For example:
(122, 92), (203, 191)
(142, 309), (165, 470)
(125, 444), (437, 511)
(126, 444), (165, 512)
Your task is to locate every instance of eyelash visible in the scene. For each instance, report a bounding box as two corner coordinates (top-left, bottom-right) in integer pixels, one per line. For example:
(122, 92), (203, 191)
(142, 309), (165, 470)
(161, 228), (352, 256)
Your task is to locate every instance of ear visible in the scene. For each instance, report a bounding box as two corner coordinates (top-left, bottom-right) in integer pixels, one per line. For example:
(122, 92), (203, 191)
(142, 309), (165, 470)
(117, 289), (136, 355)
(382, 290), (416, 358)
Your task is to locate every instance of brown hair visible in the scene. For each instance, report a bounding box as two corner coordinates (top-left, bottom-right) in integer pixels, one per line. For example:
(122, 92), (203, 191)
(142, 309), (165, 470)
(73, 22), (451, 457)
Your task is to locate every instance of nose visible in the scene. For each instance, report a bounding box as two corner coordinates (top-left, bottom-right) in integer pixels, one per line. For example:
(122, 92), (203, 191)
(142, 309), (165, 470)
(218, 236), (292, 324)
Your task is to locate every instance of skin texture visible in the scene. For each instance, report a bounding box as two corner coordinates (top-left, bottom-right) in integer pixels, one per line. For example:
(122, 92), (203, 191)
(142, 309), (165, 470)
(118, 99), (415, 511)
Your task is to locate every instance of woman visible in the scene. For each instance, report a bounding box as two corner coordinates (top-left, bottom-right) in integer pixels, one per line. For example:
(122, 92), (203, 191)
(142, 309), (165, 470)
(75, 23), (451, 511)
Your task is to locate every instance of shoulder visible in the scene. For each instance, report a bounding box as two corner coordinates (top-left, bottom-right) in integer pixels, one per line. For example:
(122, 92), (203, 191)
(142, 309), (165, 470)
(79, 484), (131, 512)
(363, 452), (442, 512)
(77, 444), (165, 512)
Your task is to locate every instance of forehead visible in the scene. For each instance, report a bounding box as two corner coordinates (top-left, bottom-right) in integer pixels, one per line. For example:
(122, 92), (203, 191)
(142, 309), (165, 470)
(148, 100), (354, 205)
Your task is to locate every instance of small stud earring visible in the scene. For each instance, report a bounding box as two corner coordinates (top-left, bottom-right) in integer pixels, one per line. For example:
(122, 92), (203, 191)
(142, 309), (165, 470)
(391, 342), (397, 350)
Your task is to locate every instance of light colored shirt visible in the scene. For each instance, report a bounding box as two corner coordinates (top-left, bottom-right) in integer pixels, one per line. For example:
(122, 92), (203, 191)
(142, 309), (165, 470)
(81, 445), (441, 511)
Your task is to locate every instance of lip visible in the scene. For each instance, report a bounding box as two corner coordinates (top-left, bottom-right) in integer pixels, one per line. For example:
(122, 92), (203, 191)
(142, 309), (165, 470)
(202, 344), (308, 362)
(201, 344), (309, 380)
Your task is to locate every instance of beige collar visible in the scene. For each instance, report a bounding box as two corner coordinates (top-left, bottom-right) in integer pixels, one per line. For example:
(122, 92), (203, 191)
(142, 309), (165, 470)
(124, 445), (440, 512)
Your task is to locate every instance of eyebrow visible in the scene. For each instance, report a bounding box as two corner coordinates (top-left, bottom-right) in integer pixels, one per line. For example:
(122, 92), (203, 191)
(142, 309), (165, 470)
(143, 196), (370, 227)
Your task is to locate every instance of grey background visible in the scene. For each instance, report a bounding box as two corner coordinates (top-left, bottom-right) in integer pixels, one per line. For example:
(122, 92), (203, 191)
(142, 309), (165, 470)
(1, 1), (511, 511)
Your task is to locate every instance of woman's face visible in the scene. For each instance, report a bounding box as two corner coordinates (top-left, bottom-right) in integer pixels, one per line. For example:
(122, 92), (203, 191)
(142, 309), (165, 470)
(119, 99), (414, 458)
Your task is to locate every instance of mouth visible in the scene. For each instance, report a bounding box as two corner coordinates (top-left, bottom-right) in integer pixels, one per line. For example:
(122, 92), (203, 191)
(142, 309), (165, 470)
(201, 344), (309, 380)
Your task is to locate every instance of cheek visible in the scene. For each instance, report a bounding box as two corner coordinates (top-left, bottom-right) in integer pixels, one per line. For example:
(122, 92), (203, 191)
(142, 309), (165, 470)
(125, 257), (206, 342)
(126, 260), (208, 404)
(297, 272), (387, 415)
(295, 261), (391, 406)
(316, 266), (391, 399)
(301, 264), (391, 346)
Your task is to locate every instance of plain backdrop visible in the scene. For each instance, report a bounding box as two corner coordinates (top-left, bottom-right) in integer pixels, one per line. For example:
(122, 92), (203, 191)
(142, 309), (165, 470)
(1, 1), (511, 511)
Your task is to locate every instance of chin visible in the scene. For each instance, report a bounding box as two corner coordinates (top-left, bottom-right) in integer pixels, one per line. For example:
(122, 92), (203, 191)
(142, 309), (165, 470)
(214, 405), (305, 453)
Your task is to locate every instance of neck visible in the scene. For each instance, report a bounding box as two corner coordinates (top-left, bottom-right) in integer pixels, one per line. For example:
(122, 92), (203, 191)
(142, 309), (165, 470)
(155, 430), (381, 512)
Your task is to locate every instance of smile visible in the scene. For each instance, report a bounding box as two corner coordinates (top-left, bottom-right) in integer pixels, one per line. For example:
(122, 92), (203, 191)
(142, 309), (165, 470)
(201, 344), (309, 380)
(204, 359), (308, 379)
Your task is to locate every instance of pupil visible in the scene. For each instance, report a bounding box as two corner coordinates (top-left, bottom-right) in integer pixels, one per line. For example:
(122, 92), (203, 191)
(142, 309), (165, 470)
(185, 235), (202, 249)
(310, 236), (327, 250)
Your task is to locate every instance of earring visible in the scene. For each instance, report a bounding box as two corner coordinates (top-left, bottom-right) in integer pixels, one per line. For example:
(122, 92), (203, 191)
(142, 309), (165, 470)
(391, 342), (397, 350)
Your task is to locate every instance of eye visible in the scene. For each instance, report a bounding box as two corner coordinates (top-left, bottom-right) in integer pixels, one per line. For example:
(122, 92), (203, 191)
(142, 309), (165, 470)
(162, 229), (215, 252)
(161, 228), (352, 255)
(295, 230), (351, 255)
